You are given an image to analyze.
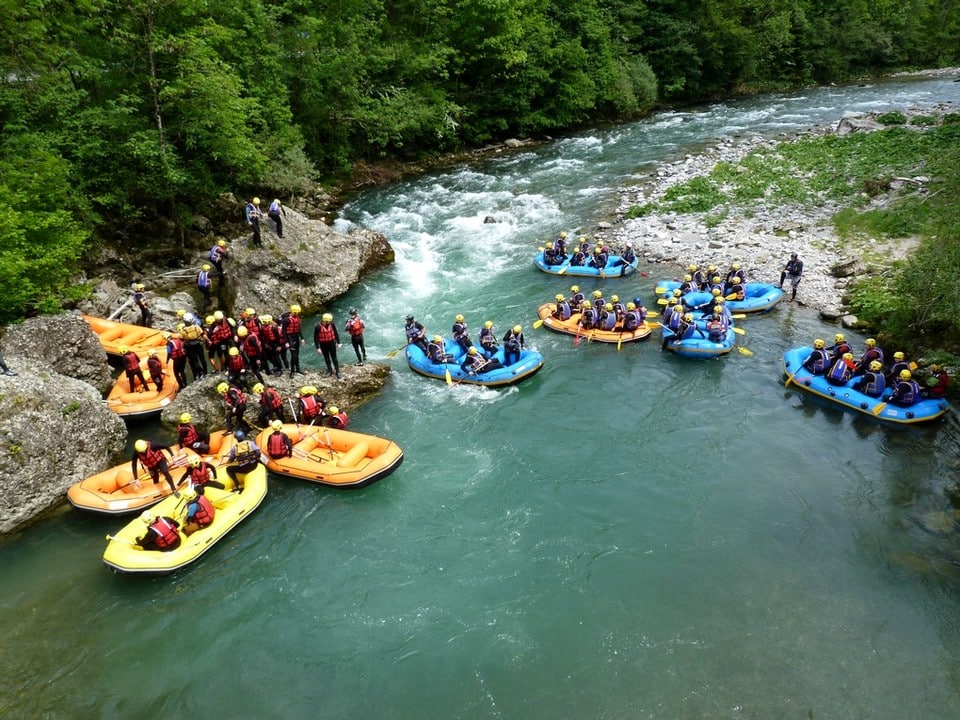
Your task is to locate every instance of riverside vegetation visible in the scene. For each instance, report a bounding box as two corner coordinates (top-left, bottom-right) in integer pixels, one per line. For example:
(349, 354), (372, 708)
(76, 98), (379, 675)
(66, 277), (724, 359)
(621, 109), (960, 366)
(1, 1), (959, 325)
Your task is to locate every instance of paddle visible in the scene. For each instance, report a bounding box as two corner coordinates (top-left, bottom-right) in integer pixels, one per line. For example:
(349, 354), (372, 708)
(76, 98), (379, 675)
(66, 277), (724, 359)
(732, 313), (746, 319)
(385, 343), (407, 359)
(533, 318), (544, 329)
(573, 323), (583, 347)
(732, 327), (746, 335)
(737, 346), (754, 356)
(445, 367), (453, 386)
(654, 286), (667, 295)
(617, 330), (625, 352)
(105, 534), (140, 548)
(872, 402), (888, 416)
(556, 258), (572, 275)
(453, 359), (490, 386)
(321, 428), (335, 460)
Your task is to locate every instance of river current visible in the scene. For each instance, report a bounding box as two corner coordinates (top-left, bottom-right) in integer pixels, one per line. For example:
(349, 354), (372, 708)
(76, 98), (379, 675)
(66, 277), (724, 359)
(4, 75), (960, 719)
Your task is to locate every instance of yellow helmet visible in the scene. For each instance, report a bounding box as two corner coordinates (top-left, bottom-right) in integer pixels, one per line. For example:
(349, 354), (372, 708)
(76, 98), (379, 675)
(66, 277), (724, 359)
(228, 347), (239, 356)
(684, 275), (692, 282)
(213, 310), (224, 321)
(484, 321), (493, 329)
(545, 242), (553, 250)
(290, 304), (302, 314)
(668, 297), (678, 305)
(202, 264), (211, 271)
(712, 276), (721, 283)
(687, 264), (697, 272)
(513, 325), (522, 333)
(672, 289), (682, 297)
(217, 239), (227, 247)
(611, 295), (619, 303)
(731, 276), (741, 284)
(842, 353), (854, 361)
(179, 412), (192, 424)
(119, 346), (129, 355)
(148, 349), (157, 356)
(931, 364), (943, 372)
(559, 232), (567, 238)
(865, 338), (876, 347)
(732, 263), (741, 270)
(261, 314), (273, 323)
(252, 383), (265, 394)
(271, 419), (283, 431)
(245, 308), (256, 316)
(684, 313), (693, 322)
(176, 309), (185, 318)
(217, 382), (229, 394)
(813, 339), (825, 349)
(835, 333), (845, 342)
(893, 351), (905, 360)
(322, 313), (333, 322)
(712, 288), (721, 296)
(237, 326), (248, 337)
(189, 455), (202, 467)
(135, 283), (145, 291)
(570, 285), (579, 293)
(455, 314), (465, 322)
(900, 369), (912, 380)
(433, 335), (443, 343)
(869, 360), (883, 371)
(252, 197), (260, 205)
(328, 406), (339, 415)
(204, 315), (215, 325)
(140, 511), (154, 525)
(134, 439), (148, 452)
(182, 488), (198, 502)
(713, 306), (722, 314)
(592, 291), (602, 299)
(299, 386), (313, 396)
(626, 302), (636, 310)
(604, 303), (613, 311)
(555, 294), (565, 302)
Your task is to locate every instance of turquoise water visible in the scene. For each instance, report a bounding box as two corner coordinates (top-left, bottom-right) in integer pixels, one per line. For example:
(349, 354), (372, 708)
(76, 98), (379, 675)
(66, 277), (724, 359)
(5, 76), (960, 718)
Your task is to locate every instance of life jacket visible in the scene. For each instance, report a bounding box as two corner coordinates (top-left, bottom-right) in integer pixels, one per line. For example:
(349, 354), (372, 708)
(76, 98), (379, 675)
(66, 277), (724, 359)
(452, 322), (468, 340)
(504, 333), (521, 352)
(598, 312), (616, 331)
(667, 312), (683, 332)
(316, 322), (336, 343)
(405, 323), (422, 341)
(826, 358), (853, 384)
(242, 334), (263, 358)
(227, 353), (245, 373)
(803, 348), (830, 373)
(859, 347), (884, 367)
(706, 319), (725, 342)
(554, 301), (572, 321)
(622, 310), (639, 331)
(570, 292), (584, 307)
(189, 463), (212, 486)
(612, 302), (625, 318)
(326, 411), (349, 429)
(261, 387), (283, 411)
(180, 323), (203, 341)
(133, 291), (147, 308)
(190, 495), (215, 527)
(346, 317), (365, 337)
(267, 431), (291, 458)
(893, 379), (920, 405)
(269, 200), (282, 215)
(167, 336), (185, 359)
(138, 445), (165, 468)
(570, 251), (586, 266)
(284, 314), (302, 336)
(123, 351), (140, 372)
(209, 245), (224, 262)
(860, 372), (885, 398)
(886, 361), (909, 380)
(241, 317), (261, 337)
(225, 388), (246, 407)
(479, 328), (497, 347)
(147, 356), (163, 377)
(233, 440), (258, 464)
(149, 517), (180, 549)
(261, 323), (281, 344)
(197, 270), (210, 289)
(427, 341), (447, 363)
(580, 308), (596, 326)
(210, 320), (232, 343)
(178, 423), (199, 447)
(300, 394), (323, 419)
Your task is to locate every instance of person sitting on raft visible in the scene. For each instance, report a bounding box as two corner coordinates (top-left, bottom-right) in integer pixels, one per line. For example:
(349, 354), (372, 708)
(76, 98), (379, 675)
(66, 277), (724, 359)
(181, 488), (216, 536)
(569, 244), (587, 267)
(579, 303), (598, 330)
(554, 232), (568, 257)
(478, 321), (499, 358)
(552, 294), (572, 321)
(921, 364), (952, 399)
(266, 419), (294, 459)
(825, 352), (856, 386)
(461, 346), (502, 375)
(180, 455), (225, 493)
(612, 243), (636, 276)
(620, 303), (642, 333)
(502, 326), (525, 366)
(452, 314), (471, 354)
(404, 315), (428, 352)
(703, 306), (728, 343)
(588, 246), (608, 269)
(884, 351), (911, 384)
(679, 274), (698, 294)
(854, 338), (884, 375)
(543, 242), (564, 266)
(827, 333), (850, 361)
(567, 285), (584, 311)
(889, 369), (921, 407)
(597, 303), (617, 331)
(853, 360), (886, 398)
(724, 276), (745, 302)
(136, 512), (181, 551)
(427, 335), (456, 364)
(802, 339), (831, 375)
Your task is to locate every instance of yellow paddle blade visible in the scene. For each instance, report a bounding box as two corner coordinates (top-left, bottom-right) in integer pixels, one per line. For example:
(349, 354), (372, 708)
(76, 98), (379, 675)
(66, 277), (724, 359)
(655, 286), (667, 294)
(731, 313), (746, 319)
(737, 346), (754, 356)
(732, 327), (745, 335)
(600, 270), (606, 280)
(657, 298), (669, 305)
(445, 368), (453, 386)
(872, 402), (888, 416)
(557, 266), (567, 275)
(617, 334), (624, 351)
(533, 319), (544, 329)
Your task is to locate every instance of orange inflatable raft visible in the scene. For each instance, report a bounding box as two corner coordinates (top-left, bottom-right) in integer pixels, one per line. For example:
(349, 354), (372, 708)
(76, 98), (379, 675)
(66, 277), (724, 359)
(255, 423), (403, 488)
(67, 431), (234, 515)
(105, 355), (180, 419)
(83, 314), (169, 359)
(536, 303), (653, 343)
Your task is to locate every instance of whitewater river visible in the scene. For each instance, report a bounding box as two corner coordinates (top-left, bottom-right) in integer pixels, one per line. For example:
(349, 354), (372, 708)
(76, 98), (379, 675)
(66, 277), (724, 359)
(4, 74), (960, 718)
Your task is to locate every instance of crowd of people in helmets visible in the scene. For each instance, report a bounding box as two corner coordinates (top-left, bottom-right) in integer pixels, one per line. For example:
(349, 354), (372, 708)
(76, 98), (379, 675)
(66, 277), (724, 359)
(551, 286), (651, 334)
(800, 335), (951, 406)
(403, 313), (527, 375)
(541, 233), (637, 276)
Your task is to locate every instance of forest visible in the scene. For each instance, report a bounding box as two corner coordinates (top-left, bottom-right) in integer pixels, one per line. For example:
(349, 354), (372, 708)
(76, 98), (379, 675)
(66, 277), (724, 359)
(1, 0), (958, 325)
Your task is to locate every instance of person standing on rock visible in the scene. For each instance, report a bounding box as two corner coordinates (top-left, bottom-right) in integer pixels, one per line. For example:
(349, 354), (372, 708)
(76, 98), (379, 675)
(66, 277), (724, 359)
(314, 312), (342, 379)
(197, 264), (213, 312)
(244, 197), (263, 247)
(281, 304), (304, 376)
(268, 199), (287, 239)
(779, 252), (803, 302)
(345, 308), (367, 366)
(132, 283), (153, 327)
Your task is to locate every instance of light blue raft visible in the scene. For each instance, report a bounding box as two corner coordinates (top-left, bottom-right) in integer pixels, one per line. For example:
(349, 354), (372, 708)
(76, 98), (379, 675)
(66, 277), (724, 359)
(655, 281), (783, 314)
(660, 319), (736, 358)
(406, 338), (544, 387)
(534, 250), (638, 278)
(782, 346), (950, 425)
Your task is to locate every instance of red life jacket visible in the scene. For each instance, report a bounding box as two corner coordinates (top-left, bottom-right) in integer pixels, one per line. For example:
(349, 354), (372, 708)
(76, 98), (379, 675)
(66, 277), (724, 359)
(190, 495), (215, 527)
(300, 394), (322, 419)
(210, 320), (233, 343)
(316, 322), (336, 343)
(242, 335), (262, 358)
(346, 318), (365, 337)
(150, 517), (180, 549)
(327, 412), (349, 429)
(227, 354), (245, 372)
(267, 431), (290, 458)
(284, 315), (301, 336)
(147, 356), (163, 377)
(241, 317), (261, 337)
(190, 463), (212, 485)
(226, 388), (246, 407)
(167, 337), (186, 359)
(138, 446), (165, 468)
(178, 423), (199, 447)
(262, 387), (283, 411)
(261, 323), (281, 343)
(123, 351), (140, 372)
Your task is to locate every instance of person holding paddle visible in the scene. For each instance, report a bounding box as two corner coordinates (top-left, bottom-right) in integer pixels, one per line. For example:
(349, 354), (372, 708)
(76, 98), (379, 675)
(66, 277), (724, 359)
(131, 439), (179, 497)
(461, 346), (502, 375)
(136, 512), (181, 551)
(502, 326), (525, 366)
(478, 321), (499, 359)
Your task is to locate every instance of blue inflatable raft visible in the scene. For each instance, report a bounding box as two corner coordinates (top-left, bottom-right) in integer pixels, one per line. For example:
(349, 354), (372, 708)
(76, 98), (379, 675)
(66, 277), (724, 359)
(406, 339), (544, 387)
(660, 320), (736, 358)
(534, 249), (638, 278)
(655, 281), (783, 314)
(782, 346), (950, 424)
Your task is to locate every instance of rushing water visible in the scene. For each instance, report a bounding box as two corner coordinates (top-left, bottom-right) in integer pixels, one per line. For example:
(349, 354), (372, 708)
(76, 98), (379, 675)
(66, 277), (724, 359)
(5, 75), (960, 719)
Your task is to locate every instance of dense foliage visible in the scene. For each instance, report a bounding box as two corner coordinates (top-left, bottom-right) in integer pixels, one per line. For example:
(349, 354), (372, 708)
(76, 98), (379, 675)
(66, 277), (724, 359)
(0, 0), (957, 323)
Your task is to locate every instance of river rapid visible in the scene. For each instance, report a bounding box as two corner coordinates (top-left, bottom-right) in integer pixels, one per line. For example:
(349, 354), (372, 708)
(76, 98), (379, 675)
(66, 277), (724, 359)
(4, 74), (960, 719)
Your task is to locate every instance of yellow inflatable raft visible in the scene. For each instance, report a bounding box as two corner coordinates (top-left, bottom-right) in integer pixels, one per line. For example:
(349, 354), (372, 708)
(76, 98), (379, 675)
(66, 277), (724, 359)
(102, 462), (267, 574)
(536, 303), (653, 343)
(83, 314), (170, 359)
(255, 424), (404, 488)
(67, 431), (233, 515)
(105, 355), (180, 419)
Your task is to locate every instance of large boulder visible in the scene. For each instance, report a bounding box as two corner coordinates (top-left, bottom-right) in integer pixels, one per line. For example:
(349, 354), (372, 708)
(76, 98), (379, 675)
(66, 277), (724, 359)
(0, 363), (126, 533)
(4, 313), (114, 394)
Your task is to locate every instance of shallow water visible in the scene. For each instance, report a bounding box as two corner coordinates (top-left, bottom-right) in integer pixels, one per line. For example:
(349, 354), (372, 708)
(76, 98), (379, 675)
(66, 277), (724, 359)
(4, 75), (960, 718)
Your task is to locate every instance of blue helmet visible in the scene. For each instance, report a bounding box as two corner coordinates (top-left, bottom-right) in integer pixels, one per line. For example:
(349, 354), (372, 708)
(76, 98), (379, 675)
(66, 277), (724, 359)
(234, 430), (245, 442)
